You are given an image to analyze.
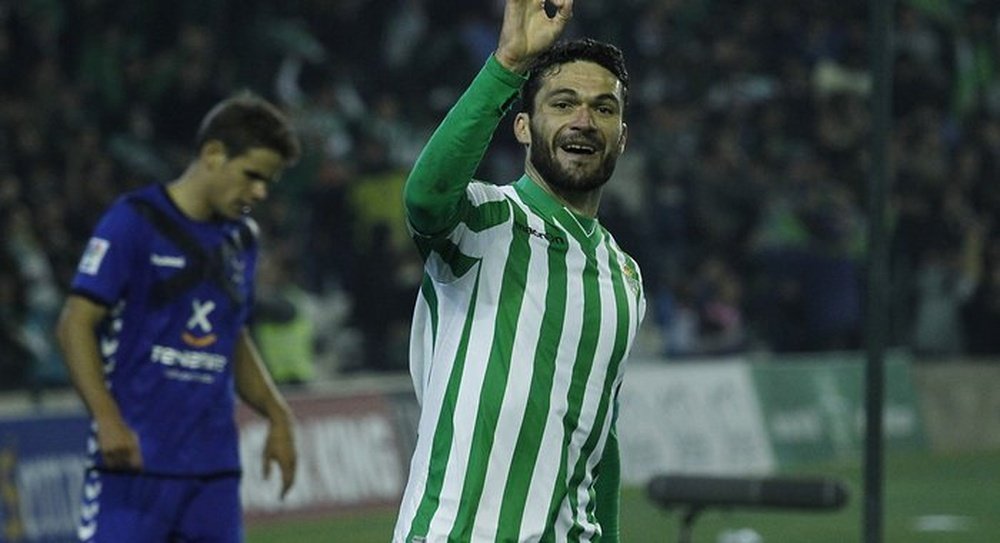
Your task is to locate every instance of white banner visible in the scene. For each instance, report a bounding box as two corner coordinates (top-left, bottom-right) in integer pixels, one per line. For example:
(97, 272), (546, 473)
(238, 393), (409, 521)
(617, 359), (775, 485)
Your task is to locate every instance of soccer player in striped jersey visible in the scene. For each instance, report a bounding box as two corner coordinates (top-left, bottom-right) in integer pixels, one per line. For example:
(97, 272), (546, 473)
(394, 1), (645, 541)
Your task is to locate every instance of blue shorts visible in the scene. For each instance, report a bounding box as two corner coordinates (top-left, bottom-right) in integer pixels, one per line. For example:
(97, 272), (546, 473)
(77, 469), (243, 543)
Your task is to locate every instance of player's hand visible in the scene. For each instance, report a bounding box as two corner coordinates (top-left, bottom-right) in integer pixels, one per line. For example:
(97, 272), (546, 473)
(496, 0), (574, 73)
(96, 416), (143, 470)
(263, 419), (297, 499)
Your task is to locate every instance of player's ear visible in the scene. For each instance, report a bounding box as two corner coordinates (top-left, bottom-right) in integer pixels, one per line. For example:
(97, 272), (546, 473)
(514, 112), (531, 145)
(200, 140), (228, 169)
(618, 122), (628, 154)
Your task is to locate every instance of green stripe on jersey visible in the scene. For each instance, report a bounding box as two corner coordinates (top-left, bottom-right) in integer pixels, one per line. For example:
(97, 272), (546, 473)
(542, 218), (603, 541)
(415, 198), (509, 280)
(493, 216), (569, 539)
(408, 276), (483, 540)
(448, 204), (532, 540)
(420, 275), (439, 346)
(566, 235), (634, 541)
(465, 199), (511, 232)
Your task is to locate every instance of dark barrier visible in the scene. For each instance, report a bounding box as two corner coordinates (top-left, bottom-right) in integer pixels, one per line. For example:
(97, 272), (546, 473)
(647, 474), (849, 543)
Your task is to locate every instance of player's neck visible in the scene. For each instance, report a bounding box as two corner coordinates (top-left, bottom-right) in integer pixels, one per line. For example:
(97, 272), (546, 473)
(166, 165), (213, 221)
(525, 163), (602, 218)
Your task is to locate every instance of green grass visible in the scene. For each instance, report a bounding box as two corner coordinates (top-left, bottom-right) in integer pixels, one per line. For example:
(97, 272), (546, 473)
(247, 449), (1000, 542)
(246, 508), (399, 541)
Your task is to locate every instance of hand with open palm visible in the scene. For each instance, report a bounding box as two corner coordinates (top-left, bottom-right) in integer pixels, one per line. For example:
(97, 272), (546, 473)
(495, 0), (574, 74)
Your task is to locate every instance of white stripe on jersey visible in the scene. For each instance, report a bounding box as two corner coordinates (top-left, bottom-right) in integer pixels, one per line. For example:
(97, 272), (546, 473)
(426, 215), (512, 538)
(471, 199), (548, 540)
(517, 196), (587, 538)
(555, 231), (617, 543)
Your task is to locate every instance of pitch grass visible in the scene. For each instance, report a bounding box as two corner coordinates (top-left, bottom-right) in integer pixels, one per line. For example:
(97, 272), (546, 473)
(246, 449), (1000, 542)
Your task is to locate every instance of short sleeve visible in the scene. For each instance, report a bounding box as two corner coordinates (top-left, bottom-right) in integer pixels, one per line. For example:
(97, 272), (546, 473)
(70, 202), (141, 306)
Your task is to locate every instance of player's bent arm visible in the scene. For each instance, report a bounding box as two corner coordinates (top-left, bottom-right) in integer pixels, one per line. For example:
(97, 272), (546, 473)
(56, 295), (143, 469)
(403, 56), (526, 236)
(233, 328), (297, 497)
(594, 422), (622, 543)
(56, 296), (116, 419)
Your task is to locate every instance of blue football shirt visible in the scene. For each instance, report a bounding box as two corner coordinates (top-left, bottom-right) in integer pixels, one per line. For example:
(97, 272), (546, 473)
(71, 184), (258, 476)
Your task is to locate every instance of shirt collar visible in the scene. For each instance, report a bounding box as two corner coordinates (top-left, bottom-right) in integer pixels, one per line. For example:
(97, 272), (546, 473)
(514, 175), (598, 235)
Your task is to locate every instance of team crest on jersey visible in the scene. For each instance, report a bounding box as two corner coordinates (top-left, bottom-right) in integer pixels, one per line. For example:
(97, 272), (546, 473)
(622, 260), (640, 296)
(79, 237), (110, 275)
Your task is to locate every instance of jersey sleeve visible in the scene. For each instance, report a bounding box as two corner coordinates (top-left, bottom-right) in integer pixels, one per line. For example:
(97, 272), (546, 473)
(404, 55), (525, 238)
(70, 201), (141, 306)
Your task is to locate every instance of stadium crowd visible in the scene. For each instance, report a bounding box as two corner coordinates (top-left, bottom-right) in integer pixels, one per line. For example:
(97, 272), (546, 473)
(2, 0), (999, 388)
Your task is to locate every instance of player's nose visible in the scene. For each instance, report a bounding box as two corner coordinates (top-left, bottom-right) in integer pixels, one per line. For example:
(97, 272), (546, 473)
(251, 181), (268, 201)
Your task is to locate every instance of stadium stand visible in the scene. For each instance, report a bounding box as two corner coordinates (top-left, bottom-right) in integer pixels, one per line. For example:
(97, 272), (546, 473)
(1, 1), (999, 388)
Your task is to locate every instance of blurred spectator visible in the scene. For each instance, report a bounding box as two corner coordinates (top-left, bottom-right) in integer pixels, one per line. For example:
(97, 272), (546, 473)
(910, 185), (984, 355)
(963, 238), (1000, 354)
(0, 232), (33, 390)
(253, 246), (317, 385)
(153, 24), (228, 162)
(4, 204), (65, 387)
(692, 256), (748, 355)
(953, 4), (1000, 118)
(656, 279), (701, 358)
(342, 136), (420, 372)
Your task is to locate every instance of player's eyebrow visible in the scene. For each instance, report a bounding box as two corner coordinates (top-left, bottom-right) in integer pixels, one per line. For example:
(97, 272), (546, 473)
(546, 88), (621, 107)
(243, 169), (279, 184)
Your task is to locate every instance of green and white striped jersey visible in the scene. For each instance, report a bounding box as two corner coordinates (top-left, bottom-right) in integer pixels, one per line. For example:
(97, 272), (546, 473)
(394, 57), (646, 543)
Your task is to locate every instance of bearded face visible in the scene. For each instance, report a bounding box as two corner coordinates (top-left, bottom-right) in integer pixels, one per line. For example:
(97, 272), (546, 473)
(528, 119), (621, 193)
(519, 60), (626, 195)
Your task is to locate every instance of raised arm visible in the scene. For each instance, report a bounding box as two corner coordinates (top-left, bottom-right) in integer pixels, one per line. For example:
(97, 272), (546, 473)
(403, 0), (573, 237)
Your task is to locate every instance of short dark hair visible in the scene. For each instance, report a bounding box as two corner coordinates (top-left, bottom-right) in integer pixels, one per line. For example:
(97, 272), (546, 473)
(195, 91), (301, 163)
(520, 38), (629, 114)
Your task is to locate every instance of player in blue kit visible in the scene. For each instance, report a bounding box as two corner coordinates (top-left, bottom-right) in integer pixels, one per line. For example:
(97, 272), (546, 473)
(56, 92), (301, 543)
